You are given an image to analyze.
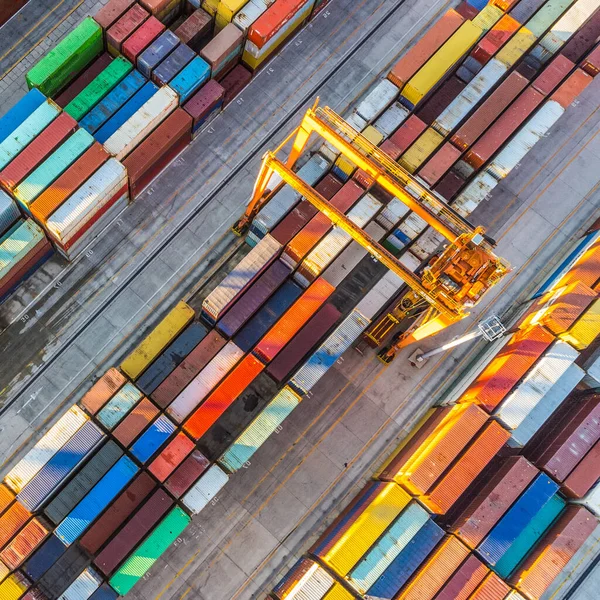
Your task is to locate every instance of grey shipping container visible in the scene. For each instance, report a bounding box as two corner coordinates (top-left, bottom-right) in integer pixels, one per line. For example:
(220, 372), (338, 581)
(37, 543), (90, 599)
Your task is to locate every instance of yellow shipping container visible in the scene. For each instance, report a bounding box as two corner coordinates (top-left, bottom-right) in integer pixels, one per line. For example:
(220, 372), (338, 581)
(399, 128), (444, 173)
(216, 0), (249, 30)
(362, 125), (384, 146)
(0, 574), (29, 600)
(402, 21), (482, 106)
(333, 155), (356, 179)
(0, 559), (9, 584)
(560, 299), (600, 350)
(202, 0), (220, 16)
(472, 4), (505, 33)
(322, 483), (411, 576)
(496, 27), (537, 67)
(120, 301), (195, 380)
(324, 583), (355, 600)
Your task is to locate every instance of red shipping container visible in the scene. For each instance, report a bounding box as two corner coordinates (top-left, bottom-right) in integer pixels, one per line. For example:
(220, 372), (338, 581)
(511, 506), (597, 599)
(122, 16), (165, 63)
(561, 11), (600, 63)
(94, 489), (173, 575)
(283, 180), (364, 266)
(459, 326), (555, 412)
(148, 432), (195, 481)
(455, 1), (479, 20)
(381, 139), (402, 160)
(424, 421), (511, 514)
(434, 170), (465, 200)
(248, 0), (312, 49)
(107, 4), (150, 54)
(390, 115), (427, 153)
(80, 473), (155, 554)
(79, 367), (127, 415)
(451, 456), (538, 547)
(112, 397), (159, 446)
(353, 168), (374, 189)
(550, 68), (594, 109)
(469, 572), (511, 600)
(0, 113), (77, 191)
(220, 64), (252, 105)
(184, 354), (265, 440)
(54, 54), (113, 107)
(562, 438), (600, 498)
(164, 449), (210, 498)
(465, 87), (544, 169)
(0, 484), (15, 515)
(434, 554), (489, 600)
(254, 278), (335, 362)
(416, 77), (466, 126)
(0, 517), (48, 569)
(582, 43), (600, 77)
(152, 331), (227, 409)
(532, 55), (575, 97)
(418, 142), (462, 186)
(175, 9), (213, 53)
(267, 303), (341, 382)
(0, 502), (31, 548)
(30, 143), (110, 225)
(94, 0), (137, 29)
(123, 108), (192, 198)
(183, 79), (226, 131)
(140, 0), (176, 16)
(388, 9), (465, 88)
(471, 15), (520, 66)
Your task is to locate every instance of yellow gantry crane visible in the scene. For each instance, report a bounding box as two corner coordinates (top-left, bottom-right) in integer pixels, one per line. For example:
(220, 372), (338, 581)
(234, 101), (510, 363)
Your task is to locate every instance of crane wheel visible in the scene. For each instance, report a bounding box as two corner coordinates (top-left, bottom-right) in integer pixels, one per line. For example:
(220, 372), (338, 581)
(377, 348), (395, 364)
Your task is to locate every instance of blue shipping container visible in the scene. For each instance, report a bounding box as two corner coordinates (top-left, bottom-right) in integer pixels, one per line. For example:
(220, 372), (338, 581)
(89, 583), (119, 600)
(131, 415), (176, 463)
(23, 533), (67, 581)
(137, 322), (208, 395)
(153, 44), (195, 85)
(367, 520), (445, 599)
(94, 81), (159, 144)
(233, 280), (302, 352)
(138, 30), (180, 78)
(0, 190), (21, 237)
(18, 421), (104, 512)
(80, 70), (147, 134)
(477, 473), (559, 566)
(169, 56), (211, 103)
(467, 0), (488, 8)
(0, 89), (46, 144)
(55, 456), (139, 545)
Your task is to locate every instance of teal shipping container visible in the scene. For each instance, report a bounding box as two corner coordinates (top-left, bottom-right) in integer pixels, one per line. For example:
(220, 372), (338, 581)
(527, 0), (577, 37)
(0, 89), (46, 145)
(97, 383), (143, 430)
(169, 57), (210, 104)
(0, 220), (46, 279)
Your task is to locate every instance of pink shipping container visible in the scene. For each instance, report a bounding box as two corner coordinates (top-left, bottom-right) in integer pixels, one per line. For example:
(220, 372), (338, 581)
(380, 139), (402, 160)
(107, 4), (150, 55)
(164, 449), (210, 498)
(550, 69), (594, 109)
(0, 517), (48, 569)
(532, 55), (575, 97)
(563, 438), (600, 498)
(183, 79), (226, 133)
(582, 44), (600, 77)
(434, 554), (489, 600)
(469, 572), (511, 600)
(80, 368), (127, 415)
(122, 16), (165, 64)
(418, 142), (462, 185)
(175, 9), (213, 53)
(94, 0), (137, 29)
(390, 115), (427, 153)
(112, 397), (159, 446)
(148, 432), (195, 481)
(471, 15), (520, 65)
(388, 9), (465, 88)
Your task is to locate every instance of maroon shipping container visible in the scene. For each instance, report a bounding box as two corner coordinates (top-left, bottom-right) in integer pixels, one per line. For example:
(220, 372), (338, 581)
(79, 472), (156, 554)
(390, 115), (427, 153)
(434, 170), (465, 201)
(183, 79), (226, 132)
(353, 168), (374, 189)
(0, 113), (77, 191)
(380, 139), (402, 160)
(122, 16), (165, 64)
(175, 8), (213, 52)
(516, 60), (539, 81)
(79, 368), (127, 415)
(94, 489), (174, 575)
(434, 554), (489, 600)
(465, 87), (544, 169)
(0, 239), (52, 300)
(54, 53), (112, 107)
(94, 0), (137, 29)
(418, 142), (462, 186)
(582, 44), (600, 77)
(151, 331), (227, 408)
(165, 449), (210, 498)
(220, 64), (252, 105)
(123, 108), (192, 198)
(112, 397), (159, 446)
(455, 1), (479, 20)
(451, 457), (538, 548)
(267, 303), (341, 382)
(561, 11), (600, 63)
(416, 76), (466, 125)
(563, 438), (600, 498)
(107, 4), (150, 54)
(551, 68), (594, 109)
(532, 55), (575, 97)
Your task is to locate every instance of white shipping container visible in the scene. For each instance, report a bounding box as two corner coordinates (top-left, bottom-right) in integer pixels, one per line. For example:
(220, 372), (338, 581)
(233, 0), (268, 33)
(400, 251), (422, 272)
(277, 560), (335, 599)
(182, 464), (229, 514)
(356, 79), (400, 123)
(410, 227), (445, 261)
(575, 479), (600, 516)
(453, 171), (498, 217)
(104, 87), (179, 160)
(582, 350), (600, 387)
(355, 270), (404, 320)
(495, 340), (579, 430)
(486, 100), (564, 180)
(376, 197), (411, 230)
(398, 212), (427, 240)
(58, 568), (102, 600)
(5, 406), (88, 493)
(373, 102), (410, 138)
(345, 110), (368, 133)
(202, 234), (281, 321)
(433, 60), (508, 136)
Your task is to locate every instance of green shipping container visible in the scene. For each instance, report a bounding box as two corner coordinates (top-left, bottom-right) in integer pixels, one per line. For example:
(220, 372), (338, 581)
(494, 494), (565, 579)
(109, 507), (190, 595)
(15, 129), (94, 212)
(527, 0), (577, 37)
(26, 18), (103, 97)
(65, 57), (133, 121)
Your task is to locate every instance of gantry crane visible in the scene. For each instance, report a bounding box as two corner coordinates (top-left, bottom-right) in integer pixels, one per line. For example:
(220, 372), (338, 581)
(234, 101), (510, 363)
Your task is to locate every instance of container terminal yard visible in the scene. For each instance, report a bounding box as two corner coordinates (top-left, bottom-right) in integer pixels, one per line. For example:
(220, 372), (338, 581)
(0, 0), (600, 598)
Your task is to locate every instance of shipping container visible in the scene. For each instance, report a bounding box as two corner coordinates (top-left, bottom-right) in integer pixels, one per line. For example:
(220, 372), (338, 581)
(59, 568), (102, 600)
(36, 542), (89, 598)
(113, 398), (158, 447)
(374, 102), (410, 139)
(183, 79), (226, 133)
(182, 464), (229, 513)
(26, 18), (103, 97)
(233, 0), (269, 35)
(0, 483), (15, 515)
(400, 128), (445, 172)
(201, 23), (244, 77)
(79, 367), (127, 415)
(94, 0), (137, 29)
(122, 16), (165, 65)
(0, 500), (31, 549)
(0, 89), (46, 145)
(106, 5), (150, 55)
(415, 76), (467, 126)
(563, 436), (600, 499)
(148, 432), (195, 481)
(532, 54), (575, 96)
(164, 449), (210, 497)
(389, 115), (428, 154)
(96, 382), (143, 429)
(130, 414), (176, 463)
(272, 558), (335, 599)
(152, 44), (194, 85)
(560, 298), (600, 349)
(170, 56), (211, 103)
(89, 583), (119, 600)
(468, 572), (511, 600)
(220, 64), (253, 105)
(435, 554), (489, 600)
(0, 516), (48, 570)
(94, 488), (173, 575)
(138, 30), (180, 78)
(0, 573), (31, 599)
(175, 9), (213, 52)
(23, 533), (67, 581)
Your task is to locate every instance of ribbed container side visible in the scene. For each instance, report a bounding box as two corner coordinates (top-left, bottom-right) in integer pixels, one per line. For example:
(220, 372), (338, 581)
(120, 300), (194, 380)
(399, 128), (444, 173)
(355, 79), (399, 122)
(96, 382), (142, 429)
(94, 489), (173, 576)
(130, 414), (176, 463)
(218, 386), (301, 472)
(59, 567), (102, 600)
(22, 533), (66, 581)
(0, 501), (31, 549)
(5, 406), (88, 493)
(182, 464), (229, 514)
(555, 232), (600, 291)
(79, 367), (127, 415)
(36, 543), (90, 598)
(374, 102), (409, 138)
(232, 0), (268, 35)
(272, 557), (334, 599)
(532, 55), (575, 96)
(0, 483), (15, 514)
(471, 4), (504, 31)
(107, 5), (150, 54)
(560, 297), (600, 350)
(79, 472), (155, 555)
(138, 30), (180, 78)
(18, 420), (104, 511)
(122, 16), (165, 63)
(468, 571), (511, 600)
(354, 270), (404, 320)
(0, 190), (20, 236)
(0, 219), (47, 279)
(88, 583), (119, 600)
(0, 89), (46, 145)
(434, 554), (488, 600)
(93, 0), (137, 29)
(0, 572), (31, 599)
(165, 449), (210, 498)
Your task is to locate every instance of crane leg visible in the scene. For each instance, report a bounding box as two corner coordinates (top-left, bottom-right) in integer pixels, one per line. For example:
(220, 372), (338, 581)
(286, 124), (312, 170)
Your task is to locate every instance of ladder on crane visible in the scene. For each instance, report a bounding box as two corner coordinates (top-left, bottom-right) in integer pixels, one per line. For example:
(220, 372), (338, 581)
(234, 101), (510, 363)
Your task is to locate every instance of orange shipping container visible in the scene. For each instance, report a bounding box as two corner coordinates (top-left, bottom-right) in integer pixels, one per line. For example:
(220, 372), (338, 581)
(397, 535), (470, 600)
(551, 69), (594, 109)
(468, 572), (511, 600)
(0, 502), (31, 549)
(248, 0), (312, 49)
(184, 354), (265, 440)
(254, 278), (334, 363)
(423, 421), (510, 514)
(79, 367), (127, 415)
(0, 485), (15, 516)
(459, 326), (555, 412)
(388, 9), (465, 88)
(395, 404), (488, 496)
(149, 432), (195, 482)
(0, 517), (48, 569)
(560, 237), (600, 290)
